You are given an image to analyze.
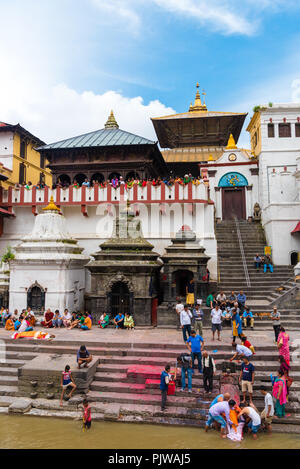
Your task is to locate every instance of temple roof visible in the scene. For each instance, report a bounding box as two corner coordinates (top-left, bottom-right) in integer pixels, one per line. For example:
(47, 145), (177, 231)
(0, 122), (45, 146)
(151, 84), (247, 149)
(37, 111), (155, 151)
(38, 128), (155, 151)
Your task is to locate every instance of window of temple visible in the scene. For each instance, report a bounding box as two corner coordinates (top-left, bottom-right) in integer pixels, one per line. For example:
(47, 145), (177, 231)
(40, 154), (46, 169)
(58, 174), (71, 187)
(91, 173), (105, 184)
(27, 283), (45, 311)
(268, 123), (275, 137)
(126, 171), (140, 181)
(295, 123), (300, 137)
(74, 173), (87, 186)
(108, 172), (121, 181)
(20, 139), (26, 159)
(278, 123), (291, 138)
(19, 163), (26, 184)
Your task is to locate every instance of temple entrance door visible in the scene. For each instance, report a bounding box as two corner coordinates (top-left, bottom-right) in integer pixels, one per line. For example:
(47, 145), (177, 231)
(110, 282), (131, 316)
(27, 284), (45, 311)
(173, 270), (193, 298)
(222, 187), (246, 220)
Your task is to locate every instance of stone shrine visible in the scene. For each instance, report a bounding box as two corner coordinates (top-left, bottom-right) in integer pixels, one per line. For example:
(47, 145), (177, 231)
(86, 202), (162, 325)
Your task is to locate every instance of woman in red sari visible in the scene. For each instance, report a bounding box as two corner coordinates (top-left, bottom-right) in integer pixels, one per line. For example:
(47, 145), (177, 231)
(41, 308), (54, 328)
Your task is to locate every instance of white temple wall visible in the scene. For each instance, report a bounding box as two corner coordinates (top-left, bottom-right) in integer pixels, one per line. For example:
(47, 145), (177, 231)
(9, 263), (86, 313)
(1, 201), (218, 289)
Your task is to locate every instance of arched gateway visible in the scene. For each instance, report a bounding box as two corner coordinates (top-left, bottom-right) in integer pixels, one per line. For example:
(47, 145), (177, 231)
(219, 172), (248, 220)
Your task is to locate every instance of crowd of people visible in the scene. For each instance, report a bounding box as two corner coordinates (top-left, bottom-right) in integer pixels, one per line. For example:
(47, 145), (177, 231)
(170, 289), (292, 439)
(13, 173), (208, 191)
(0, 307), (135, 333)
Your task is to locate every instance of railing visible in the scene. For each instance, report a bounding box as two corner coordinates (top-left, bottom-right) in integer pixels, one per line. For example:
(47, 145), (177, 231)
(1, 182), (212, 208)
(235, 218), (251, 288)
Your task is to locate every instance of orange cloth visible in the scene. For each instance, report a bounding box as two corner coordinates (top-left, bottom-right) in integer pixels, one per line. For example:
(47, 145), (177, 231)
(84, 317), (92, 329)
(5, 319), (14, 331)
(230, 409), (239, 432)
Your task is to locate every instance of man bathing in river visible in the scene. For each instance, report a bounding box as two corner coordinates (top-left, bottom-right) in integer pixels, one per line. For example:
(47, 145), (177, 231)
(205, 399), (236, 438)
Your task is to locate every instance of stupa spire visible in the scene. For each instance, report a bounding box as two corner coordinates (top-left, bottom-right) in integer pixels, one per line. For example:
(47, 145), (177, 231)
(42, 196), (60, 212)
(226, 133), (237, 150)
(105, 110), (119, 129)
(188, 83), (207, 112)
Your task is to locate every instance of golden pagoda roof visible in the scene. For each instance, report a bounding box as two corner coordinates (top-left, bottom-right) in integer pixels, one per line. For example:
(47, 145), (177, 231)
(42, 196), (61, 212)
(162, 147), (225, 163)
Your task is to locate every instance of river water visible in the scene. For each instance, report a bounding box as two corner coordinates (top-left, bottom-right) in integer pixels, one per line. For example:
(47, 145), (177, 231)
(1, 415), (300, 449)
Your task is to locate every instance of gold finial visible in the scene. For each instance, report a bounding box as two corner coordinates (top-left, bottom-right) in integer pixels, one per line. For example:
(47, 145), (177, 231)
(42, 196), (60, 212)
(226, 133), (237, 150)
(208, 154), (214, 161)
(105, 110), (119, 129)
(189, 83), (207, 112)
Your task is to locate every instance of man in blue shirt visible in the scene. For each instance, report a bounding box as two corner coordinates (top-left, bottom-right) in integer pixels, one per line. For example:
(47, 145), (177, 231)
(160, 364), (170, 411)
(239, 357), (255, 405)
(186, 329), (204, 373)
(113, 313), (124, 329)
(237, 290), (246, 313)
(243, 306), (254, 329)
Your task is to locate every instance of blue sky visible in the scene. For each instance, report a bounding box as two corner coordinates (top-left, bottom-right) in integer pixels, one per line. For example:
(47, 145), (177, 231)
(1, 0), (300, 147)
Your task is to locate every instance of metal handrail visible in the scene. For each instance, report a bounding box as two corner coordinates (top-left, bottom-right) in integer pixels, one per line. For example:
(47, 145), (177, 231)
(234, 218), (251, 288)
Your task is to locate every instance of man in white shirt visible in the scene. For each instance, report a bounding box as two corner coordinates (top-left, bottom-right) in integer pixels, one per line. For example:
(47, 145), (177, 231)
(180, 305), (193, 343)
(175, 298), (184, 329)
(260, 385), (274, 433)
(238, 404), (261, 439)
(211, 305), (222, 341)
(230, 343), (253, 362)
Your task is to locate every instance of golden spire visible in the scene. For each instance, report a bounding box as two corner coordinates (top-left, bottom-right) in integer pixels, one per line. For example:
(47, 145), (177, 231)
(226, 133), (237, 150)
(42, 196), (61, 212)
(105, 110), (119, 129)
(189, 83), (207, 112)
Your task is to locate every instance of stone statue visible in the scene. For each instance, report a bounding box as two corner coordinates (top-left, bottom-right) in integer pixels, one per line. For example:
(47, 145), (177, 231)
(253, 202), (261, 221)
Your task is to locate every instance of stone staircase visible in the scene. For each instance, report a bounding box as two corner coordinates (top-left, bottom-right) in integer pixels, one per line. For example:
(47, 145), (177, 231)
(0, 337), (299, 433)
(215, 220), (298, 321)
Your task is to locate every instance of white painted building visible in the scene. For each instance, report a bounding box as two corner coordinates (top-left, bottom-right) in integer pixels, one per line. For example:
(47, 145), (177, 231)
(8, 198), (90, 313)
(247, 104), (300, 266)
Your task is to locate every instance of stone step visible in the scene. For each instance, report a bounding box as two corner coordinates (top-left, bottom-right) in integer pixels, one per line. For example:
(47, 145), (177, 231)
(87, 390), (207, 408)
(0, 359), (25, 368)
(0, 367), (18, 376)
(0, 376), (18, 387)
(0, 385), (18, 396)
(90, 380), (220, 397)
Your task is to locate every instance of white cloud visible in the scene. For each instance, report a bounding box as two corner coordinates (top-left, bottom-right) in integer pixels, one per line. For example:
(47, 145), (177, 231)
(0, 80), (175, 144)
(90, 0), (300, 36)
(152, 0), (256, 36)
(90, 0), (141, 33)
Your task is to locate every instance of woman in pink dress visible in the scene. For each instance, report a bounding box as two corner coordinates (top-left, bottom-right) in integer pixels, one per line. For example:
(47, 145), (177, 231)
(277, 327), (290, 365)
(272, 369), (288, 418)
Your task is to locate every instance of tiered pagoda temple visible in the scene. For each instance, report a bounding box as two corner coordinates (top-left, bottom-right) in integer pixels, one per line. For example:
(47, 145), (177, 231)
(152, 83), (247, 175)
(38, 111), (168, 186)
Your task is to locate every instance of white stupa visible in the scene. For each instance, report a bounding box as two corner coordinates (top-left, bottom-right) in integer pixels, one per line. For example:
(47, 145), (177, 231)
(9, 197), (90, 313)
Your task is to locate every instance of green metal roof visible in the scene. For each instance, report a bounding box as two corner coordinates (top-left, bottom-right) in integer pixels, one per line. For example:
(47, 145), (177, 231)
(37, 128), (155, 151)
